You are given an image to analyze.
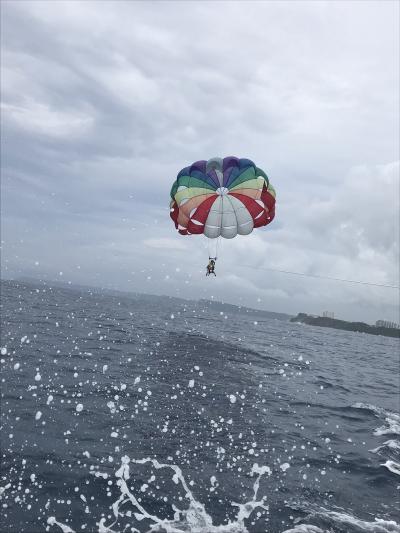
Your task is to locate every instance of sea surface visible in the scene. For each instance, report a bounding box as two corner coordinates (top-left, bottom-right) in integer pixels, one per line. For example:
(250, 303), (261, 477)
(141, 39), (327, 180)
(1, 279), (399, 533)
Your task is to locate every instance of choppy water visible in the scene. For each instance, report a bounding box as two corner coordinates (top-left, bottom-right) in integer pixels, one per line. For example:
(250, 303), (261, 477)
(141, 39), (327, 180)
(1, 280), (399, 533)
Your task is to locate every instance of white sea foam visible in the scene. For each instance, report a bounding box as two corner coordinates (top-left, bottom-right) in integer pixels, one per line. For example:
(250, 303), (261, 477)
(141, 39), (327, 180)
(375, 423), (400, 437)
(49, 455), (271, 533)
(47, 517), (75, 532)
(355, 404), (400, 478)
(370, 440), (400, 454)
(352, 403), (400, 436)
(0, 483), (11, 496)
(282, 526), (325, 533)
(382, 460), (400, 476)
(320, 512), (400, 532)
(285, 508), (400, 533)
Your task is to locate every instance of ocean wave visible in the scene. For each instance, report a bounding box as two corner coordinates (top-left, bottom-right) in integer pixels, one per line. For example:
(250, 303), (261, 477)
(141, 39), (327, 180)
(283, 509), (400, 533)
(381, 460), (400, 476)
(282, 526), (324, 533)
(3, 281), (398, 533)
(370, 440), (400, 454)
(352, 403), (400, 436)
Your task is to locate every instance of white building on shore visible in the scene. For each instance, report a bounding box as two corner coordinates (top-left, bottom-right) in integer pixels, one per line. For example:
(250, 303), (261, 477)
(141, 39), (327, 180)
(376, 320), (399, 329)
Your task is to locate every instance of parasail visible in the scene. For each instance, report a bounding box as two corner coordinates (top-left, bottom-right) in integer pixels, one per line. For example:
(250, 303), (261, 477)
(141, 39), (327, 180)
(170, 156), (276, 239)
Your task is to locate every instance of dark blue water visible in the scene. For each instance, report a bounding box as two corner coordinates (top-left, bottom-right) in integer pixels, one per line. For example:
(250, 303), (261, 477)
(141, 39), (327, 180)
(1, 280), (399, 533)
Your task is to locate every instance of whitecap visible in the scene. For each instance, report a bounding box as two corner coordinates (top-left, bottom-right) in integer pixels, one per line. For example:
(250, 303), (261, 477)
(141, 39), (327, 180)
(370, 440), (400, 454)
(382, 460), (400, 476)
(287, 508), (400, 533)
(282, 526), (325, 533)
(352, 403), (400, 436)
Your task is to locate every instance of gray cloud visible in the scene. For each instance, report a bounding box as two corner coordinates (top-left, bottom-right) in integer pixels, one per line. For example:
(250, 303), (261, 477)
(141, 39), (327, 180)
(1, 0), (399, 323)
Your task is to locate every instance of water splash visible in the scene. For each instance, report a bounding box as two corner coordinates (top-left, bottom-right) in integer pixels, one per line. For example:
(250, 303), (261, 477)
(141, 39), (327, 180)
(47, 517), (76, 533)
(48, 455), (271, 533)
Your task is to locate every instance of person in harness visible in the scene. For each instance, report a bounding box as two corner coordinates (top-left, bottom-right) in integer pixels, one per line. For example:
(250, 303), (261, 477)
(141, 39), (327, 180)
(206, 257), (216, 276)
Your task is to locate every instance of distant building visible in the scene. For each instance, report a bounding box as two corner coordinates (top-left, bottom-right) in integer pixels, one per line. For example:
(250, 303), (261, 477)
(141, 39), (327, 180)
(376, 320), (400, 329)
(322, 311), (335, 319)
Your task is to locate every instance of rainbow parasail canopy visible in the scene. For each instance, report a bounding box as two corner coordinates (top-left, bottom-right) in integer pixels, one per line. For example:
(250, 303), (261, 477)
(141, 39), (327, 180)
(170, 156), (276, 239)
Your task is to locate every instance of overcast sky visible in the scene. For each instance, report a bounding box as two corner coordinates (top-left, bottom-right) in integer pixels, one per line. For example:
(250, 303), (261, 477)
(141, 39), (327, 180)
(1, 0), (399, 323)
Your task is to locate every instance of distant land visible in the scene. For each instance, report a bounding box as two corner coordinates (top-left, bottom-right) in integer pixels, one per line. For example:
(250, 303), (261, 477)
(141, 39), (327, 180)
(3, 277), (291, 321)
(3, 278), (396, 332)
(199, 299), (291, 321)
(291, 313), (400, 338)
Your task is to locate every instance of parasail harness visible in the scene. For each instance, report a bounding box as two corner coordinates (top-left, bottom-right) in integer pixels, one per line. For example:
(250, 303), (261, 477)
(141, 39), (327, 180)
(206, 257), (217, 276)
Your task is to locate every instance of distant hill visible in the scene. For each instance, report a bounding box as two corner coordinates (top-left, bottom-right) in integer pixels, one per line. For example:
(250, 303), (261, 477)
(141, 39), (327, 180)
(291, 313), (400, 338)
(3, 277), (188, 306)
(2, 277), (291, 320)
(199, 299), (292, 321)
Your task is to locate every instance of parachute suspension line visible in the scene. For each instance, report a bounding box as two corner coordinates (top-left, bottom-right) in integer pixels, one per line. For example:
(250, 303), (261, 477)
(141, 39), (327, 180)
(215, 236), (221, 260)
(207, 238), (212, 260)
(238, 264), (400, 289)
(206, 236), (219, 261)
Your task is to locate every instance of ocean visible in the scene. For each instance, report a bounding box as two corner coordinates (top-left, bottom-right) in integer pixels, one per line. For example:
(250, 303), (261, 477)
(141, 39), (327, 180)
(1, 279), (399, 533)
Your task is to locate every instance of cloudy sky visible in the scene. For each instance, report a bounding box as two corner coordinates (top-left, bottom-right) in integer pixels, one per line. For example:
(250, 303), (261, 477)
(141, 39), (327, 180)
(1, 0), (399, 323)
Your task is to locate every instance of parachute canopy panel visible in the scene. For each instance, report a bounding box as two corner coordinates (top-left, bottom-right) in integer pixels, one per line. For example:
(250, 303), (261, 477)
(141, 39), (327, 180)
(170, 156), (276, 238)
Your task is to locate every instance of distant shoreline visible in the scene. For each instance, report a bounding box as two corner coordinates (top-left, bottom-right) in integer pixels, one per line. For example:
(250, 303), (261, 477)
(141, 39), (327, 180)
(291, 313), (400, 338)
